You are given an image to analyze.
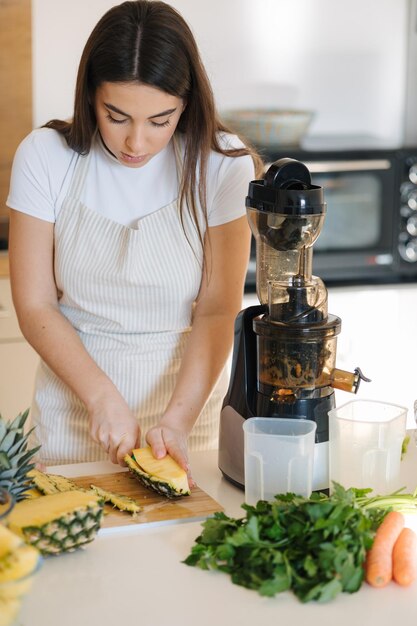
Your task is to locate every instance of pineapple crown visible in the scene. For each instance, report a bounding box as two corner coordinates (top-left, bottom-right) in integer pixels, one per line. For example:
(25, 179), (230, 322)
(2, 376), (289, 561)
(0, 409), (41, 502)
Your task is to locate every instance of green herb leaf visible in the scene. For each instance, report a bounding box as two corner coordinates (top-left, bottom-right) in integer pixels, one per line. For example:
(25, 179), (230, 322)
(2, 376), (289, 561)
(184, 483), (417, 603)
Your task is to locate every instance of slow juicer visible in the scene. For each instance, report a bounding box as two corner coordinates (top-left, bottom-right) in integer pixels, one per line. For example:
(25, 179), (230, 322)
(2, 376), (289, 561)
(218, 158), (370, 492)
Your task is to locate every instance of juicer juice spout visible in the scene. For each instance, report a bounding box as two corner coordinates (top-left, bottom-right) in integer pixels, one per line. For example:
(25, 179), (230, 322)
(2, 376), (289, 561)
(330, 366), (371, 393)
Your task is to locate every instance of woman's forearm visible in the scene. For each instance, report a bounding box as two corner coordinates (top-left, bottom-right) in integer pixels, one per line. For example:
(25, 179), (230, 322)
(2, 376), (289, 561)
(16, 302), (120, 410)
(160, 308), (236, 433)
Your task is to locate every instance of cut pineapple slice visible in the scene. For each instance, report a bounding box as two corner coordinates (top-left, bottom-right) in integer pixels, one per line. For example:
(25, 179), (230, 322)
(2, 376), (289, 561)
(125, 447), (190, 498)
(0, 544), (40, 584)
(28, 470), (142, 516)
(24, 488), (43, 500)
(0, 526), (23, 559)
(90, 485), (141, 515)
(7, 490), (104, 555)
(28, 469), (79, 495)
(0, 597), (21, 626)
(0, 536), (40, 603)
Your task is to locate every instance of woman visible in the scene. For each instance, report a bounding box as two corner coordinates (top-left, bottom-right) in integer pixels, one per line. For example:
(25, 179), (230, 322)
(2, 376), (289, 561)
(7, 0), (262, 478)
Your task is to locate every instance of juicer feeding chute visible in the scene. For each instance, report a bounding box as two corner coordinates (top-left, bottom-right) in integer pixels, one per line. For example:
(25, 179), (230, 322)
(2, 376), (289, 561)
(218, 158), (370, 492)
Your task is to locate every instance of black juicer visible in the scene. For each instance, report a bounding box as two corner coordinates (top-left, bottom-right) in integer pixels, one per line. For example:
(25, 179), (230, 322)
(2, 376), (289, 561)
(218, 158), (370, 492)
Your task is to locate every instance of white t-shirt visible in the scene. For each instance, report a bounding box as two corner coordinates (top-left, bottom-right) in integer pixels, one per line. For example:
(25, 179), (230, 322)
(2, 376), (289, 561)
(7, 128), (254, 228)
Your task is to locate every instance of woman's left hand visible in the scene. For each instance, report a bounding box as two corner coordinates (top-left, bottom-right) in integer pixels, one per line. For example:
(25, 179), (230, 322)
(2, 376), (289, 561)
(145, 424), (195, 487)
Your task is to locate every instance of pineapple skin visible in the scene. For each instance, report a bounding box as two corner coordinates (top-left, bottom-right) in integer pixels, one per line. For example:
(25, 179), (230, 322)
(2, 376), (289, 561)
(7, 491), (105, 556)
(125, 449), (190, 498)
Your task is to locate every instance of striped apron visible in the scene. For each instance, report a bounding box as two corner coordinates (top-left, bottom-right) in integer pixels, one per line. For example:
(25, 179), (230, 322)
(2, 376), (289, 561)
(29, 136), (227, 465)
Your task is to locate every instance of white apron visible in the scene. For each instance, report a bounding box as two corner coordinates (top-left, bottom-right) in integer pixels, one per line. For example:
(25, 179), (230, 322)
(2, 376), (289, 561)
(30, 136), (227, 465)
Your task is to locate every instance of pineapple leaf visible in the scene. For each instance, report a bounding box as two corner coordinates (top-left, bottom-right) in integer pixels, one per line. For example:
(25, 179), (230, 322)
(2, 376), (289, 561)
(16, 408), (30, 427)
(9, 409), (30, 431)
(0, 430), (22, 450)
(0, 410), (40, 502)
(4, 436), (29, 458)
(0, 450), (11, 470)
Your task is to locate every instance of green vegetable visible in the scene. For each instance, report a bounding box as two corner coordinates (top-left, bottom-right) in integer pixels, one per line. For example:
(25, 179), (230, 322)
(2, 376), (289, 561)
(401, 435), (411, 459)
(183, 484), (417, 603)
(353, 485), (417, 514)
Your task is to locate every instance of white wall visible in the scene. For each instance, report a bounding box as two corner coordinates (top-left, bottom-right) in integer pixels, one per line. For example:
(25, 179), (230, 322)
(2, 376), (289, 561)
(33, 0), (408, 144)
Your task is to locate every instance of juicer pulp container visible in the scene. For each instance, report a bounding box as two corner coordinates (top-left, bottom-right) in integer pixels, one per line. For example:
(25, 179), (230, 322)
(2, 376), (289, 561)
(329, 399), (407, 495)
(243, 417), (317, 504)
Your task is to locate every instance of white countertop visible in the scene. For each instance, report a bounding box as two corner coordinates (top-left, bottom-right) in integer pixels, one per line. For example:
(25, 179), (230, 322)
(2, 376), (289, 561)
(18, 445), (417, 626)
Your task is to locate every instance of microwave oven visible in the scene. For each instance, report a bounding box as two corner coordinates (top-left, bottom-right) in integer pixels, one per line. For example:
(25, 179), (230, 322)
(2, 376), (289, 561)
(245, 141), (417, 290)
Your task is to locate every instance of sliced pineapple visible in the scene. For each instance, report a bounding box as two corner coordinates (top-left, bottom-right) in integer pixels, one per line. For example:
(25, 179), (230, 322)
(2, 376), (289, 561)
(28, 469), (79, 495)
(90, 485), (141, 516)
(0, 526), (41, 602)
(7, 490), (104, 555)
(28, 469), (143, 516)
(125, 447), (190, 498)
(24, 488), (42, 500)
(0, 544), (40, 584)
(0, 597), (21, 626)
(0, 526), (23, 560)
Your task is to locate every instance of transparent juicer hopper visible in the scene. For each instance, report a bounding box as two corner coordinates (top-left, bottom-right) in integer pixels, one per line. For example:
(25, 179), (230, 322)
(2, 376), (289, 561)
(246, 158), (367, 398)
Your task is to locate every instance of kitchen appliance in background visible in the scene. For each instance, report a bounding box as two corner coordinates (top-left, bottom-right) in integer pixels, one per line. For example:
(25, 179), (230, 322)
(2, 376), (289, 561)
(404, 0), (417, 146)
(244, 142), (417, 290)
(218, 158), (370, 492)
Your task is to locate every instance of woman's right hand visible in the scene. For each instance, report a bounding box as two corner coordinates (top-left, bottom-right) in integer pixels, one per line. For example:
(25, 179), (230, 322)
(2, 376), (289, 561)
(88, 395), (141, 466)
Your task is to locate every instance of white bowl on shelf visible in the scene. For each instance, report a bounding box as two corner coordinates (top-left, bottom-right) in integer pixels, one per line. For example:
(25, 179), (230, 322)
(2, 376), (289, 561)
(221, 108), (314, 147)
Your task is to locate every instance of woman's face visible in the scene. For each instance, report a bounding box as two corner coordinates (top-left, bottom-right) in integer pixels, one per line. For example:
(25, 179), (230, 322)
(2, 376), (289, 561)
(94, 81), (185, 168)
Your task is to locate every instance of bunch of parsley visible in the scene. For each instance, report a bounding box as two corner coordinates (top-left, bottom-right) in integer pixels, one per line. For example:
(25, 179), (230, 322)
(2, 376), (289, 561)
(183, 484), (386, 603)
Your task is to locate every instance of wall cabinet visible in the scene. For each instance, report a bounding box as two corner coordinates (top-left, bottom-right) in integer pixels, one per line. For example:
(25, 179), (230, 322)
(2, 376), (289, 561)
(0, 277), (39, 420)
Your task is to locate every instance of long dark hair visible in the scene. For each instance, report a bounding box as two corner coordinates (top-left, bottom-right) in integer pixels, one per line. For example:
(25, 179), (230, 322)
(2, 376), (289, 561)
(44, 0), (263, 256)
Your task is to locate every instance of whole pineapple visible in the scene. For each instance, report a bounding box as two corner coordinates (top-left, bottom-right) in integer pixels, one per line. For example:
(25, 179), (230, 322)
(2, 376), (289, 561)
(0, 409), (40, 502)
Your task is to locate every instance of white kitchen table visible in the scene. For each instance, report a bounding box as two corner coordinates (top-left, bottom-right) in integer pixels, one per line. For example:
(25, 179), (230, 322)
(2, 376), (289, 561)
(18, 445), (417, 626)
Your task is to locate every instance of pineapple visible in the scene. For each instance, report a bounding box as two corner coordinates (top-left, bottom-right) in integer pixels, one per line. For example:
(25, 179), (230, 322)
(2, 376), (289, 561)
(0, 525), (22, 560)
(30, 469), (141, 516)
(23, 489), (42, 500)
(0, 412), (105, 558)
(0, 598), (21, 626)
(0, 410), (40, 501)
(90, 484), (141, 515)
(0, 544), (40, 587)
(125, 447), (190, 498)
(0, 524), (41, 607)
(6, 490), (104, 555)
(28, 469), (79, 495)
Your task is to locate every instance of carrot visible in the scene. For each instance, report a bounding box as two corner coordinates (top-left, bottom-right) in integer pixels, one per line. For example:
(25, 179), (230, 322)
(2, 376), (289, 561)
(392, 527), (417, 586)
(365, 510), (405, 587)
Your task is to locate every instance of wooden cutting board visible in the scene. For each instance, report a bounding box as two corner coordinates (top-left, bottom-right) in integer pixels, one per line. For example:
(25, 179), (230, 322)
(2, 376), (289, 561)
(72, 470), (223, 531)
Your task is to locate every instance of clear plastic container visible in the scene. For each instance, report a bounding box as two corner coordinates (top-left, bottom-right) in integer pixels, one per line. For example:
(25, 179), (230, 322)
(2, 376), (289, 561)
(329, 399), (407, 494)
(243, 417), (317, 504)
